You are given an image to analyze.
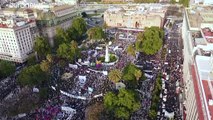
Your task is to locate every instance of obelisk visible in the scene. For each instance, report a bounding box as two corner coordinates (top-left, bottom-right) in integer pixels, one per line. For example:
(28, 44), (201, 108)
(105, 45), (109, 62)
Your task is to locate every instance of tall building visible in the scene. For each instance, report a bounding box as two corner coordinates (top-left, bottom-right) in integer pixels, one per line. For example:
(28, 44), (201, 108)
(2, 4), (80, 47)
(182, 5), (213, 120)
(36, 5), (80, 47)
(0, 16), (37, 62)
(104, 4), (166, 29)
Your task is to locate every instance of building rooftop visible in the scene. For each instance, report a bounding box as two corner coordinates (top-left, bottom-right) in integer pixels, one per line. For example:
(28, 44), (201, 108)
(193, 55), (213, 120)
(0, 16), (35, 28)
(186, 5), (213, 29)
(106, 4), (167, 15)
(51, 4), (74, 12)
(201, 27), (213, 43)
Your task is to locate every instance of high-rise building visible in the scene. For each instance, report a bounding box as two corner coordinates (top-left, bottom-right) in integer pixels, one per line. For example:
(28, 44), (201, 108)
(2, 4), (80, 47)
(0, 16), (37, 62)
(182, 5), (213, 120)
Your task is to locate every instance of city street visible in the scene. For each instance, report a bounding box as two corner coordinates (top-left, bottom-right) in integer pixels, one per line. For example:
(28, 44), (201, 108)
(157, 20), (183, 120)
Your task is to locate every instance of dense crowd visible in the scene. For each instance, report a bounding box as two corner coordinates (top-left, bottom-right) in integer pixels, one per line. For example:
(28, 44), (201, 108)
(157, 21), (183, 120)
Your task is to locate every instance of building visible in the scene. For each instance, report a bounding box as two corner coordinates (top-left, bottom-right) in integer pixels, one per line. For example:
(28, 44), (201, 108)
(104, 4), (166, 29)
(0, 16), (37, 62)
(2, 4), (80, 47)
(182, 5), (213, 120)
(36, 5), (80, 47)
(191, 0), (213, 5)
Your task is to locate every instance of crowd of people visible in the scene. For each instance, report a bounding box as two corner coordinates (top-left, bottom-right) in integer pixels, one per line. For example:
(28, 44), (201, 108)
(157, 21), (183, 120)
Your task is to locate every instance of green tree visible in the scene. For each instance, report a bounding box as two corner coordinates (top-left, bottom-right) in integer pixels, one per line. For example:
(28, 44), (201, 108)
(179, 0), (189, 7)
(149, 109), (157, 120)
(134, 69), (142, 81)
(104, 89), (141, 120)
(70, 40), (80, 62)
(108, 69), (122, 83)
(27, 54), (37, 66)
(87, 26), (105, 40)
(17, 64), (48, 86)
(122, 63), (142, 88)
(67, 27), (78, 41)
(46, 54), (53, 64)
(0, 60), (15, 79)
(57, 43), (70, 59)
(54, 27), (69, 49)
(135, 27), (163, 55)
(34, 37), (51, 60)
(72, 17), (87, 39)
(126, 44), (136, 57)
(40, 60), (50, 73)
(57, 41), (80, 62)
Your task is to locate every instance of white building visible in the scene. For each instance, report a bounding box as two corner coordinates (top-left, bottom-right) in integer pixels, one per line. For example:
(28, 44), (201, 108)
(0, 16), (37, 62)
(104, 4), (166, 29)
(182, 5), (213, 120)
(191, 0), (213, 5)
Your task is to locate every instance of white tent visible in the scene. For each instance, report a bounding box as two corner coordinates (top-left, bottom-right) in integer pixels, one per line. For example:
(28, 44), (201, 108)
(69, 64), (78, 69)
(61, 106), (76, 114)
(164, 111), (174, 118)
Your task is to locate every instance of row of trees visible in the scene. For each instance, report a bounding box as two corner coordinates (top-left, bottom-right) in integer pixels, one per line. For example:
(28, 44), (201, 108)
(149, 75), (162, 119)
(0, 60), (16, 80)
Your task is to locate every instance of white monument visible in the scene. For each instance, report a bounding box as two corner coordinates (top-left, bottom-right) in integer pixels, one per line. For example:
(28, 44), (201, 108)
(105, 41), (112, 62)
(105, 45), (109, 62)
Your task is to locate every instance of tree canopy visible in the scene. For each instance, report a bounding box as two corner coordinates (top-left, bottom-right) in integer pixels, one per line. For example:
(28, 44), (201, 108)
(72, 17), (87, 39)
(104, 88), (141, 119)
(149, 74), (162, 119)
(17, 64), (48, 87)
(108, 69), (122, 83)
(122, 63), (142, 87)
(57, 41), (80, 62)
(87, 26), (105, 40)
(126, 44), (136, 57)
(136, 27), (163, 55)
(0, 60), (15, 79)
(54, 27), (68, 48)
(34, 37), (51, 59)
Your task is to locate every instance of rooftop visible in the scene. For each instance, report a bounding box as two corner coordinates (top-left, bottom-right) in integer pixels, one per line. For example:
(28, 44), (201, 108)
(186, 5), (213, 29)
(193, 55), (213, 120)
(201, 27), (213, 43)
(0, 16), (35, 28)
(51, 5), (75, 12)
(106, 4), (167, 15)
